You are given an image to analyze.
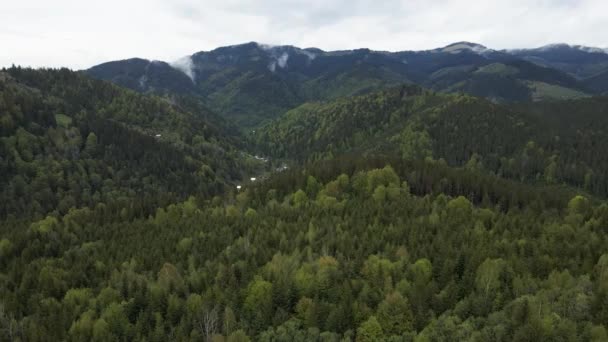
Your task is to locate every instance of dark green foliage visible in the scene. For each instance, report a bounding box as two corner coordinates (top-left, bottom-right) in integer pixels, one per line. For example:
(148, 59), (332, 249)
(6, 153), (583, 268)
(0, 67), (261, 219)
(86, 58), (196, 95)
(257, 86), (608, 198)
(509, 44), (608, 79)
(1, 162), (607, 341)
(584, 70), (608, 94)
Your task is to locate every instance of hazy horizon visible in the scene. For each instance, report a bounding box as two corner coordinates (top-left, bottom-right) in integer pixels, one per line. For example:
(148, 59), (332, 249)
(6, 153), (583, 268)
(2, 0), (607, 69)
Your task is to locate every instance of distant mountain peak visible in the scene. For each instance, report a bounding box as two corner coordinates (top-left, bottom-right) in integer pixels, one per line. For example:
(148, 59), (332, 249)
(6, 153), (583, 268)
(444, 41), (487, 48)
(256, 42), (280, 51)
(225, 41), (260, 49)
(536, 43), (608, 55)
(437, 42), (492, 55)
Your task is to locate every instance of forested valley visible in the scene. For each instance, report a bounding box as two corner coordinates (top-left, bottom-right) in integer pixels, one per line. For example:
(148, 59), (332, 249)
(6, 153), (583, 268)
(2, 66), (608, 342)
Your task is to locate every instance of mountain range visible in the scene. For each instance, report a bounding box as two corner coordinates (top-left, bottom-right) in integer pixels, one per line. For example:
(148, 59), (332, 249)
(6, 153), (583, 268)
(86, 41), (608, 128)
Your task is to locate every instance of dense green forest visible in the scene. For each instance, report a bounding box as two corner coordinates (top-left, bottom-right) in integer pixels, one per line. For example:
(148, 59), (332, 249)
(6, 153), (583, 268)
(0, 68), (264, 220)
(2, 66), (608, 341)
(257, 86), (608, 197)
(2, 158), (608, 341)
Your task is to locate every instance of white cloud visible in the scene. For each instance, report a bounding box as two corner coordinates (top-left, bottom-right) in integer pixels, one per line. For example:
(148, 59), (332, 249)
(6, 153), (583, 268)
(170, 56), (196, 81)
(277, 53), (289, 69)
(1, 0), (607, 69)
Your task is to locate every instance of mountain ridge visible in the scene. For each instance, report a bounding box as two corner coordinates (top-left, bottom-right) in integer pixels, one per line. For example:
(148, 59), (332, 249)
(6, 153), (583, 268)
(85, 41), (604, 128)
(0, 67), (261, 219)
(256, 85), (608, 197)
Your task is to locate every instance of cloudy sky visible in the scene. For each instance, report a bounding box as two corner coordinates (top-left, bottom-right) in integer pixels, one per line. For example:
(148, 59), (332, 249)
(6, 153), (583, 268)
(1, 0), (607, 69)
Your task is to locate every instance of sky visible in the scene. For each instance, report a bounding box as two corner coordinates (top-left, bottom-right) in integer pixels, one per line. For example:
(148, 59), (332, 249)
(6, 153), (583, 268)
(1, 0), (607, 69)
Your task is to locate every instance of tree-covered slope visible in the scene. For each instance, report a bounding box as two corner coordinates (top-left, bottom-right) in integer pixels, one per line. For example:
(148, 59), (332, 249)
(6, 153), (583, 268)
(508, 44), (608, 79)
(87, 58), (196, 95)
(1, 159), (607, 341)
(257, 86), (608, 197)
(0, 67), (260, 220)
(584, 70), (608, 94)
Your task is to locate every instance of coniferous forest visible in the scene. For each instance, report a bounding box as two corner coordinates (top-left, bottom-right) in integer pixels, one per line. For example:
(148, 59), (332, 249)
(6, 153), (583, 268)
(3, 42), (608, 342)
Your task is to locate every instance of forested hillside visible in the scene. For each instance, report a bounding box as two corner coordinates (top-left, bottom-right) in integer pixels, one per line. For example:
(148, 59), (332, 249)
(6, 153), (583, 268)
(584, 70), (608, 94)
(2, 52), (608, 341)
(0, 67), (260, 220)
(2, 158), (608, 341)
(257, 86), (608, 198)
(508, 44), (608, 79)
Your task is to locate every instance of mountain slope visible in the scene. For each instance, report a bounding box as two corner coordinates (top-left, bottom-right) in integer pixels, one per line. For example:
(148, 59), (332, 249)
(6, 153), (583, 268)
(0, 67), (260, 219)
(257, 86), (608, 197)
(87, 58), (196, 95)
(508, 43), (608, 79)
(584, 69), (608, 94)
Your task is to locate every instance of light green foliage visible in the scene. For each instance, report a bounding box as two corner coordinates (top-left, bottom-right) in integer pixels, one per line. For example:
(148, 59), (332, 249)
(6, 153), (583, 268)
(0, 239), (13, 259)
(316, 256), (340, 295)
(186, 293), (203, 316)
(294, 256), (341, 299)
(528, 81), (588, 101)
(84, 132), (97, 155)
(337, 174), (349, 188)
(97, 287), (121, 308)
(177, 237), (193, 254)
(55, 113), (73, 128)
(446, 196), (473, 223)
(373, 185), (387, 203)
(589, 325), (608, 342)
(475, 63), (519, 76)
(64, 288), (93, 319)
(158, 263), (184, 291)
(295, 297), (316, 327)
(244, 277), (273, 330)
(362, 255), (395, 292)
(227, 329), (251, 342)
(69, 310), (96, 341)
(92, 318), (110, 341)
(400, 125), (433, 160)
(30, 216), (58, 233)
(226, 205), (240, 218)
(567, 195), (590, 217)
(544, 155), (558, 183)
(376, 292), (414, 335)
(353, 166), (401, 196)
(414, 315), (476, 342)
(293, 189), (309, 208)
(101, 303), (131, 339)
(223, 307), (237, 335)
(244, 207), (258, 219)
(596, 254), (608, 294)
(356, 316), (383, 342)
(411, 259), (433, 284)
(465, 153), (483, 171)
(475, 258), (507, 299)
(306, 176), (322, 198)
